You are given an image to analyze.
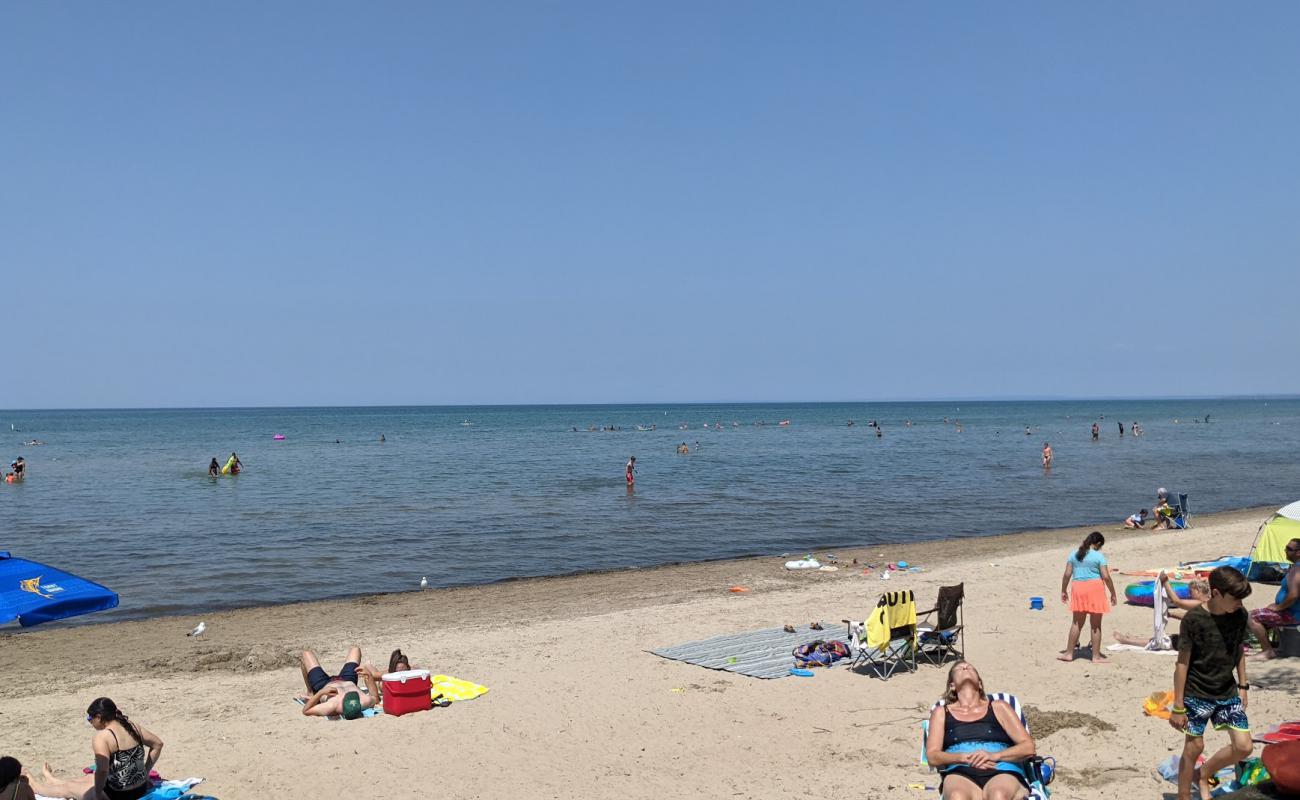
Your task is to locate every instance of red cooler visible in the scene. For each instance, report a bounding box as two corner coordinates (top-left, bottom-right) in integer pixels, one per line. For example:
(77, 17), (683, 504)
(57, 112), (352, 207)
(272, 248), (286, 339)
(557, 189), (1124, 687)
(381, 669), (432, 716)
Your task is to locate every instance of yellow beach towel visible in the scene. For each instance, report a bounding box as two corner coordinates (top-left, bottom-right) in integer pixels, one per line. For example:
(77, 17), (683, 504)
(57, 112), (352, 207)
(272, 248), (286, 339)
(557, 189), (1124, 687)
(865, 590), (916, 651)
(430, 675), (490, 703)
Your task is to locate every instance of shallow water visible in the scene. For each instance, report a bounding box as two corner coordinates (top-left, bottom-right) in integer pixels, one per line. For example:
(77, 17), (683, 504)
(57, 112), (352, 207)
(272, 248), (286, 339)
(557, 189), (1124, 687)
(2, 399), (1297, 622)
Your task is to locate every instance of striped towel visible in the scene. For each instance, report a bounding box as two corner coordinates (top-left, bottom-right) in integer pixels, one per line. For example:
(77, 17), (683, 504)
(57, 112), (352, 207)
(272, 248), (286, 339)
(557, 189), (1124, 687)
(431, 674), (489, 702)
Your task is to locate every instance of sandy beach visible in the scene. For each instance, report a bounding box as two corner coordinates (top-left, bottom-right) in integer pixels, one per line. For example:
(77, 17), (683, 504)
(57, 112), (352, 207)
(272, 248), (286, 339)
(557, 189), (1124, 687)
(3, 506), (1298, 799)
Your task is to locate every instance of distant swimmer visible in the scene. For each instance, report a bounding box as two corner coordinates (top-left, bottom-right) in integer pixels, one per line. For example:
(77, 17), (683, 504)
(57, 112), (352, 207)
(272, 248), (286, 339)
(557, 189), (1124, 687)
(847, 420), (854, 427)
(1118, 421), (1124, 437)
(626, 456), (636, 486)
(677, 443), (689, 454)
(1042, 442), (1053, 468)
(1025, 426), (1031, 436)
(208, 458), (221, 477)
(380, 434), (386, 442)
(223, 452), (242, 475)
(1091, 423), (1099, 441)
(11, 457), (25, 479)
(875, 426), (883, 438)
(23, 439), (44, 446)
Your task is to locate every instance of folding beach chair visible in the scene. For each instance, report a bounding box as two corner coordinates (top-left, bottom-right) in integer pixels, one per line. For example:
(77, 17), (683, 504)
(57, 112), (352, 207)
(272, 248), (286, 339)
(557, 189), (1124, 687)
(920, 692), (1053, 799)
(916, 583), (965, 666)
(1176, 493), (1191, 528)
(843, 590), (917, 680)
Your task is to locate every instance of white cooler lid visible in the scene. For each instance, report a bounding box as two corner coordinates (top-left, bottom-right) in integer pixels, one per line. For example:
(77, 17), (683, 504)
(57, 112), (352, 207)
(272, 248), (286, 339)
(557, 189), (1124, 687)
(381, 669), (431, 683)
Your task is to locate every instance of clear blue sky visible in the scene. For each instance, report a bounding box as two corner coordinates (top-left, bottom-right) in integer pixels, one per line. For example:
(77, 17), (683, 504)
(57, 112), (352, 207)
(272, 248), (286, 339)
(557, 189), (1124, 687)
(4, 3), (1298, 407)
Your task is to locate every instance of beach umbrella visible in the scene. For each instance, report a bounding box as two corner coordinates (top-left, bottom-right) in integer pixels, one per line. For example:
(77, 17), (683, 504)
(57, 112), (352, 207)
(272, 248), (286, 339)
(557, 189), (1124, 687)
(0, 552), (118, 627)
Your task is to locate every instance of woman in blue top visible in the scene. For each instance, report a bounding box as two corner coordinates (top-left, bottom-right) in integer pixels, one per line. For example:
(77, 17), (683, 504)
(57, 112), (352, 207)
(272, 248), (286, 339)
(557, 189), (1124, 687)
(925, 661), (1036, 799)
(1058, 531), (1118, 664)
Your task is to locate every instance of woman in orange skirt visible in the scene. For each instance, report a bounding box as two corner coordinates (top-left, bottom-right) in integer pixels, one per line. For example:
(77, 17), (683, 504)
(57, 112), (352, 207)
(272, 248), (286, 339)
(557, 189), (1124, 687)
(1058, 531), (1118, 664)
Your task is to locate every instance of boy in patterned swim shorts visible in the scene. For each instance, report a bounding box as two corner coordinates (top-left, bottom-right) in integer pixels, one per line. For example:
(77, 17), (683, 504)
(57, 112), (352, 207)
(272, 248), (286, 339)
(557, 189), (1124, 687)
(1170, 566), (1254, 800)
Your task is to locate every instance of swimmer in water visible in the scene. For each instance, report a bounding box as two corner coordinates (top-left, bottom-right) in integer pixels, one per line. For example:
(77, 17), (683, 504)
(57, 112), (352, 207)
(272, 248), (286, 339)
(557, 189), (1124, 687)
(1042, 442), (1053, 468)
(380, 434), (386, 442)
(224, 452), (242, 475)
(625, 456), (635, 486)
(208, 458), (221, 477)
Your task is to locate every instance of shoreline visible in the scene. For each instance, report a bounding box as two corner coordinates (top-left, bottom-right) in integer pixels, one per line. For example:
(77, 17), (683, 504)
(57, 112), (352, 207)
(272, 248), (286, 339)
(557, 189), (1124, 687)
(0, 505), (1274, 661)
(7, 503), (1281, 631)
(2, 503), (1297, 799)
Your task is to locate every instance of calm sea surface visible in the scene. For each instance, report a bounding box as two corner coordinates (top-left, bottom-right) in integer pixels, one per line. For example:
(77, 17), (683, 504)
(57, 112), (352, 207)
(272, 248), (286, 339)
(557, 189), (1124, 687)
(2, 400), (1298, 623)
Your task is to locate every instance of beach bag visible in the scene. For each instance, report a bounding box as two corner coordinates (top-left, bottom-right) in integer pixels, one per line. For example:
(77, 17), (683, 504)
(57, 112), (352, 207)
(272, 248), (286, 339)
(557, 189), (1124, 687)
(793, 639), (850, 668)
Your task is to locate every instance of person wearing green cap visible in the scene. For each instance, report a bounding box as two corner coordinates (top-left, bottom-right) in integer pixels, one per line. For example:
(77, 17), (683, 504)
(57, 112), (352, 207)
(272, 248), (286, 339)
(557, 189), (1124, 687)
(300, 647), (381, 719)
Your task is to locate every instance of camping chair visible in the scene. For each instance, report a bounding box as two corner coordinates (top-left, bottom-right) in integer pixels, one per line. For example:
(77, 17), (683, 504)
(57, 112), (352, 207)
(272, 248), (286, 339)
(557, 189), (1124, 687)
(916, 583), (964, 666)
(1176, 493), (1191, 528)
(920, 692), (1053, 799)
(843, 590), (917, 680)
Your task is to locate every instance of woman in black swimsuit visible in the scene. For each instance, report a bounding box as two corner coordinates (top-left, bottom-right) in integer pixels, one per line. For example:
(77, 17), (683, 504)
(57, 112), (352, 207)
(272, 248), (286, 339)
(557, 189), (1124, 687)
(24, 698), (164, 800)
(924, 662), (1036, 799)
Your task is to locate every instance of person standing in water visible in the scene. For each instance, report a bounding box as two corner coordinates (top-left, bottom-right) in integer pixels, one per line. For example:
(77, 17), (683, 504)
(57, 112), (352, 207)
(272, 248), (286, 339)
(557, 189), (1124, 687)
(1042, 442), (1053, 468)
(1091, 422), (1099, 440)
(208, 458), (221, 477)
(625, 456), (636, 487)
(1118, 421), (1125, 436)
(224, 452), (242, 475)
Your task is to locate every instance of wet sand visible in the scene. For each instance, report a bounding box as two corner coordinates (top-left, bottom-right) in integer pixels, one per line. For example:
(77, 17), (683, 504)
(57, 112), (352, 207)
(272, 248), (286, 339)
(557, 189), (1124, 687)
(3, 506), (1298, 799)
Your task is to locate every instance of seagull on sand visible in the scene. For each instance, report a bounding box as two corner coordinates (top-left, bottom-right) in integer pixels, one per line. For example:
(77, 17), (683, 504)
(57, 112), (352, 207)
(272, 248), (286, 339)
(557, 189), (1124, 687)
(420, 577), (429, 590)
(187, 622), (206, 637)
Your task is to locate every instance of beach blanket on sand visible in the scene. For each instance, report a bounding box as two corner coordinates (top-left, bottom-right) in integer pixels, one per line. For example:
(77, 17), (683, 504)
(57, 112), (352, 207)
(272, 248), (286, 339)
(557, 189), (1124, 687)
(431, 674), (489, 702)
(650, 623), (844, 679)
(37, 778), (204, 800)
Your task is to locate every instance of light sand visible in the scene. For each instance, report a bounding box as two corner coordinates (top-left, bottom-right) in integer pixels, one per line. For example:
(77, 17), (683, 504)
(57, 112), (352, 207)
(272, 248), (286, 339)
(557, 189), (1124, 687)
(3, 507), (1298, 799)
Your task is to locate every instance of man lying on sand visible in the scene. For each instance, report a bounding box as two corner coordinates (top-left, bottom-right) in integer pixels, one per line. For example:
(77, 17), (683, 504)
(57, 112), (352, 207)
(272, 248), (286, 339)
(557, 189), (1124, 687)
(299, 647), (381, 719)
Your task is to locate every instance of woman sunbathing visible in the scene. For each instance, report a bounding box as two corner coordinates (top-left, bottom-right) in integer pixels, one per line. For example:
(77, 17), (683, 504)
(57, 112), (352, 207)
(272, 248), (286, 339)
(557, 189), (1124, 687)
(925, 661), (1037, 800)
(1113, 576), (1209, 650)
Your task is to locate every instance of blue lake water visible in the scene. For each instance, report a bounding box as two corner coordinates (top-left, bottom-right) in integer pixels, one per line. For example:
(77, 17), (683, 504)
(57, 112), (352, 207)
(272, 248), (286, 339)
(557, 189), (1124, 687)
(2, 399), (1297, 623)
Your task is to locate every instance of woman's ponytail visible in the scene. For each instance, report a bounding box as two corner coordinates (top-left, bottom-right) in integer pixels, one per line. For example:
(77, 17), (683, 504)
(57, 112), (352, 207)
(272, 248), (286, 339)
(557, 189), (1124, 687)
(1076, 531), (1105, 562)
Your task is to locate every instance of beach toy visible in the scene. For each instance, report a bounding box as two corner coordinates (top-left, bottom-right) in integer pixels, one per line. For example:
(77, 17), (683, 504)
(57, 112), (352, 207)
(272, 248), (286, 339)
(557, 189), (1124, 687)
(897, 561), (909, 569)
(273, 434), (285, 440)
(790, 668), (815, 677)
(1125, 580), (1193, 607)
(1029, 596), (1044, 611)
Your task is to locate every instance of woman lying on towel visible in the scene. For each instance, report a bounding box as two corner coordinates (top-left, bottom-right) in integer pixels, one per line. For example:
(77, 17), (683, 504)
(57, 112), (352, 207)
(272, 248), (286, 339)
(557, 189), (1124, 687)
(925, 662), (1037, 800)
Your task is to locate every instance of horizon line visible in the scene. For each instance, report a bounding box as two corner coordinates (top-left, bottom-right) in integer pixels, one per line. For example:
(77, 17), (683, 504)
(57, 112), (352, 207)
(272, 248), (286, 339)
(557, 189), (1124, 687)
(3, 393), (1298, 414)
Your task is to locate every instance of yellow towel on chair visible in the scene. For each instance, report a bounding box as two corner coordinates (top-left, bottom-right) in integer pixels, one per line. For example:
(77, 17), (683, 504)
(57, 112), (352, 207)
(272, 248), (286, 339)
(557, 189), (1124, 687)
(865, 590), (916, 651)
(430, 675), (490, 702)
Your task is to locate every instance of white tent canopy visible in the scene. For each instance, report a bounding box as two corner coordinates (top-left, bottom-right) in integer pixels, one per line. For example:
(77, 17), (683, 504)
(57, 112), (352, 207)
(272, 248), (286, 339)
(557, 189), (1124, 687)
(1278, 501), (1300, 521)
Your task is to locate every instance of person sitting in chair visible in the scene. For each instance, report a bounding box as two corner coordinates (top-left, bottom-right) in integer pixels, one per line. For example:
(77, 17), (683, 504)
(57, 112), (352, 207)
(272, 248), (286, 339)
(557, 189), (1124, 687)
(1248, 538), (1300, 660)
(925, 661), (1037, 799)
